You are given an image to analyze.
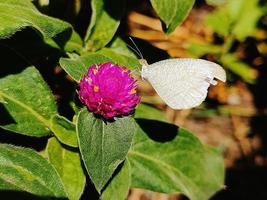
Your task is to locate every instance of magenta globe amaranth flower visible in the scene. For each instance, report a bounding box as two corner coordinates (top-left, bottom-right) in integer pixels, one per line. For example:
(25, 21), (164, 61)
(78, 62), (141, 119)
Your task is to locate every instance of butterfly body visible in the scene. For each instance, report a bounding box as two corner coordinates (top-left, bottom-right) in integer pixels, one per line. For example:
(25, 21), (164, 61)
(140, 58), (226, 109)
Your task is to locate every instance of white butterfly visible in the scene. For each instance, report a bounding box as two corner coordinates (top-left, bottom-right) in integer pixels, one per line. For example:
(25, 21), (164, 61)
(139, 58), (226, 109)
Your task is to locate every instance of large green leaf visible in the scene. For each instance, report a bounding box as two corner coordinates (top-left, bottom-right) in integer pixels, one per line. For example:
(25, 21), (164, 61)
(46, 138), (86, 200)
(60, 53), (111, 81)
(128, 120), (225, 200)
(84, 0), (103, 42)
(0, 143), (66, 198)
(85, 0), (125, 51)
(101, 160), (131, 200)
(77, 108), (136, 193)
(60, 49), (139, 82)
(96, 48), (139, 70)
(50, 114), (78, 148)
(0, 0), (71, 39)
(150, 0), (195, 34)
(0, 67), (57, 136)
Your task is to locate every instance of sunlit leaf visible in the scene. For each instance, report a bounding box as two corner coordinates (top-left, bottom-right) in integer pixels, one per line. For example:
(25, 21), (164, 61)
(84, 0), (125, 51)
(128, 120), (225, 200)
(47, 138), (86, 200)
(60, 49), (139, 82)
(0, 143), (66, 198)
(0, 67), (57, 136)
(60, 53), (111, 81)
(50, 114), (78, 148)
(77, 108), (136, 192)
(150, 0), (195, 34)
(96, 48), (139, 70)
(0, 0), (71, 39)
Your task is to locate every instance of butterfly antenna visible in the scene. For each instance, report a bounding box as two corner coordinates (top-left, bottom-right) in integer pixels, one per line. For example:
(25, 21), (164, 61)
(126, 43), (142, 59)
(129, 37), (144, 59)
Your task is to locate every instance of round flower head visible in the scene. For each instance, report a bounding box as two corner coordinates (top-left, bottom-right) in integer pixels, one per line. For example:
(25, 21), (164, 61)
(78, 62), (140, 119)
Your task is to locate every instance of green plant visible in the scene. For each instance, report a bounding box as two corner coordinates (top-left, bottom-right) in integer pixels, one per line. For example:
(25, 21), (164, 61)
(0, 0), (225, 199)
(188, 0), (266, 84)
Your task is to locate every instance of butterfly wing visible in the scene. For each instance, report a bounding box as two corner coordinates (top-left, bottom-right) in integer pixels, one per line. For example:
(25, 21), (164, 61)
(141, 58), (226, 109)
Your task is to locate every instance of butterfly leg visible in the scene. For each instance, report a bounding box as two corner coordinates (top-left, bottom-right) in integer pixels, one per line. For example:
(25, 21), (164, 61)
(205, 77), (218, 85)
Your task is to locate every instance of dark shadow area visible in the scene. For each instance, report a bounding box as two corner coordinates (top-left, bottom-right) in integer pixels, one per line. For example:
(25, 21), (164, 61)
(249, 41), (267, 160)
(42, 0), (90, 38)
(250, 116), (267, 155)
(0, 191), (67, 200)
(80, 176), (99, 200)
(81, 161), (128, 199)
(0, 28), (61, 77)
(0, 104), (16, 126)
(53, 28), (72, 49)
(0, 27), (76, 120)
(101, 161), (125, 192)
(136, 119), (178, 142)
(212, 167), (267, 200)
(0, 128), (48, 151)
(120, 36), (169, 64)
(104, 0), (126, 20)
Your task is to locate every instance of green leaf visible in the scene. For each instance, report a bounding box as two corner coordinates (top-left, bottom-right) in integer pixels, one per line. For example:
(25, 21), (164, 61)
(46, 30), (83, 53)
(60, 49), (139, 82)
(109, 37), (138, 58)
(0, 67), (57, 137)
(205, 0), (226, 6)
(60, 53), (111, 81)
(101, 160), (131, 200)
(63, 30), (83, 53)
(77, 108), (136, 192)
(128, 120), (225, 200)
(84, 0), (103, 41)
(150, 0), (195, 34)
(205, 8), (231, 37)
(96, 48), (140, 70)
(231, 0), (263, 41)
(50, 114), (78, 148)
(85, 0), (125, 51)
(135, 103), (168, 122)
(0, 96), (4, 103)
(206, 0), (263, 40)
(221, 54), (257, 84)
(3, 0), (38, 9)
(0, 0), (71, 39)
(0, 143), (66, 198)
(46, 137), (86, 200)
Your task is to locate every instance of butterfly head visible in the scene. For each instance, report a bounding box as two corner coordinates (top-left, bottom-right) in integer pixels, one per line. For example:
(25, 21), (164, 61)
(139, 59), (149, 79)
